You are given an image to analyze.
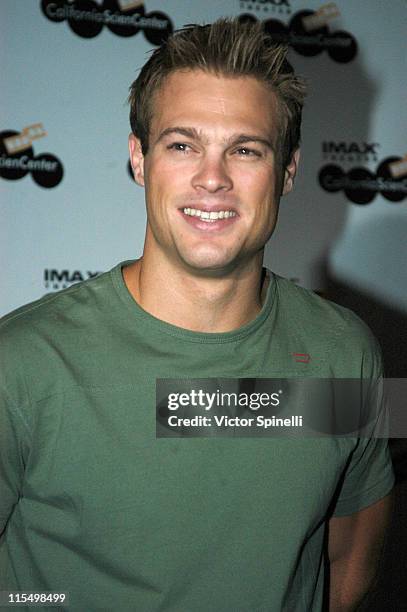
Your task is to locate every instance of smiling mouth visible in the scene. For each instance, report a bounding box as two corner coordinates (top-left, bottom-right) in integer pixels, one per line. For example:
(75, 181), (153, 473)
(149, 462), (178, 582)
(182, 207), (237, 223)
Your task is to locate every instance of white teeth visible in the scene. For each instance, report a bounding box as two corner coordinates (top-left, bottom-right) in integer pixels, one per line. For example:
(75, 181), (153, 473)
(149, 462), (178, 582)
(183, 208), (237, 221)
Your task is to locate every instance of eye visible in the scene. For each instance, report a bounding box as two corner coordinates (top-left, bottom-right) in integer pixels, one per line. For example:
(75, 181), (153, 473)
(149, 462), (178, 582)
(235, 147), (262, 158)
(167, 142), (192, 153)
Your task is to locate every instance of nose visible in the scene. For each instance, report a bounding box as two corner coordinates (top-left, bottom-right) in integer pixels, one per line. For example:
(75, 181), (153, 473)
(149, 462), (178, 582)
(191, 154), (233, 193)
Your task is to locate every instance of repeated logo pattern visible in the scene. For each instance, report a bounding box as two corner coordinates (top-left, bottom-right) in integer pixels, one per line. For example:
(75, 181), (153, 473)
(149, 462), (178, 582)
(319, 157), (407, 204)
(238, 9), (357, 62)
(0, 125), (64, 188)
(41, 0), (173, 44)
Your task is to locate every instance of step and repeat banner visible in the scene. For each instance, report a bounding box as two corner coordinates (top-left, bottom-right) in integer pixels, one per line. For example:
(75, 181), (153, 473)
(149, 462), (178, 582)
(1, 0), (406, 317)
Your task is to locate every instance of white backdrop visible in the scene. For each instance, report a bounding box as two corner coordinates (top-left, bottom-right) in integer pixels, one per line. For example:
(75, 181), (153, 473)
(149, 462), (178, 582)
(1, 0), (406, 316)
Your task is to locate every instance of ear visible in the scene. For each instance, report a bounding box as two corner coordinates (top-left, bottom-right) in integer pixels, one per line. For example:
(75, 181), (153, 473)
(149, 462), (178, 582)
(128, 133), (145, 187)
(281, 148), (300, 196)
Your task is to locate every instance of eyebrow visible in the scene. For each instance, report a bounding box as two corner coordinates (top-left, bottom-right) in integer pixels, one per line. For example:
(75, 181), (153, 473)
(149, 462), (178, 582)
(155, 127), (275, 153)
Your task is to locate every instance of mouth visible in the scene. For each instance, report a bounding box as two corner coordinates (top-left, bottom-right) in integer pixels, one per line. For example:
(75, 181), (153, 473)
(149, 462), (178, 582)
(179, 206), (239, 232)
(182, 207), (237, 223)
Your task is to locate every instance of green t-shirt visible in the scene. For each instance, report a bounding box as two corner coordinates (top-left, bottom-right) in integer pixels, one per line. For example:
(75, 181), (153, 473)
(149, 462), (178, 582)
(0, 262), (394, 611)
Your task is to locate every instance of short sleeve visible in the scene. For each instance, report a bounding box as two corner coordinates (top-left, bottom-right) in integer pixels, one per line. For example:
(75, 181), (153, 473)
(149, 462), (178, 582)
(332, 331), (395, 517)
(0, 386), (30, 536)
(332, 436), (394, 517)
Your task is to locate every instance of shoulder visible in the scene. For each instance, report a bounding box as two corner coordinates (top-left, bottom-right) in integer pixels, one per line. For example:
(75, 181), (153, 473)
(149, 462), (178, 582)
(272, 274), (382, 377)
(0, 270), (112, 342)
(273, 274), (373, 342)
(0, 268), (121, 407)
(0, 269), (116, 385)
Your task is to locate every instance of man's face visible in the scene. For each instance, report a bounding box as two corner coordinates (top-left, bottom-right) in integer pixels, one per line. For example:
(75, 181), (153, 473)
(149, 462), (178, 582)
(129, 69), (298, 275)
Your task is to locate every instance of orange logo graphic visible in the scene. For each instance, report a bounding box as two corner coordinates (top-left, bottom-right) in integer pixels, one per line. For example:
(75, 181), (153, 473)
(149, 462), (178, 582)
(389, 155), (407, 179)
(117, 0), (144, 11)
(302, 2), (340, 32)
(3, 123), (47, 155)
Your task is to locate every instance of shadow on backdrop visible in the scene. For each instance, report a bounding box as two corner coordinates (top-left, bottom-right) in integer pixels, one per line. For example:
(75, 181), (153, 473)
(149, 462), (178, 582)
(323, 271), (407, 612)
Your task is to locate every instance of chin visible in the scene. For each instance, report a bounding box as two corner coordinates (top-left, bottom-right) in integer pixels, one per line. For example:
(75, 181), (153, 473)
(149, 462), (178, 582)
(179, 252), (242, 277)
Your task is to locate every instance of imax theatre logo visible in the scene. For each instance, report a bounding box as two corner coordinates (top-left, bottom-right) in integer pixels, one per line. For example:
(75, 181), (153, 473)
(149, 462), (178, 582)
(44, 269), (101, 291)
(239, 0), (292, 16)
(319, 155), (407, 205)
(322, 141), (380, 163)
(239, 2), (357, 62)
(41, 0), (173, 45)
(0, 123), (64, 188)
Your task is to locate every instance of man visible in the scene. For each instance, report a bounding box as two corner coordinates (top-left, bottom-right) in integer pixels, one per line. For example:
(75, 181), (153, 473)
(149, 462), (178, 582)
(0, 18), (394, 611)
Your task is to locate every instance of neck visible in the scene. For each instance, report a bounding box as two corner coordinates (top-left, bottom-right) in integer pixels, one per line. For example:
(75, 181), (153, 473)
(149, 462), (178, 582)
(123, 252), (268, 333)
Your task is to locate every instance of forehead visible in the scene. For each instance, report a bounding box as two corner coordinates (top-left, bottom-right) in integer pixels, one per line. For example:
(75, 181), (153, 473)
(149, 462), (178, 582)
(150, 69), (280, 142)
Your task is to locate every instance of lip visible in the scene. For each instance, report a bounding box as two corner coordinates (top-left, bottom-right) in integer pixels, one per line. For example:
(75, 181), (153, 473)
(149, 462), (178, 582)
(179, 207), (239, 232)
(178, 203), (239, 214)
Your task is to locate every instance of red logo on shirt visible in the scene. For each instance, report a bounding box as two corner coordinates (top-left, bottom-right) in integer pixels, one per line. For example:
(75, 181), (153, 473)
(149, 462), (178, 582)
(292, 352), (311, 364)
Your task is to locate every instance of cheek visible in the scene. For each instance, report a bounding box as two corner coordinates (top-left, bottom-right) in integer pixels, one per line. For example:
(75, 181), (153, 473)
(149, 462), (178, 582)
(147, 160), (188, 199)
(237, 170), (277, 216)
